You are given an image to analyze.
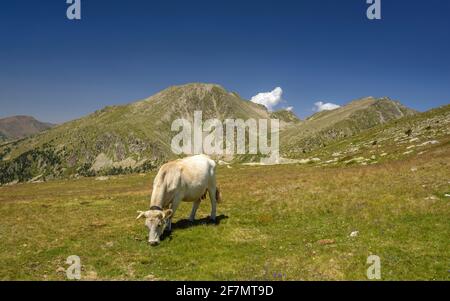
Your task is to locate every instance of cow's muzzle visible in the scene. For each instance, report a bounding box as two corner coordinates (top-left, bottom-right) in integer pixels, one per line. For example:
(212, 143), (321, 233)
(149, 240), (160, 246)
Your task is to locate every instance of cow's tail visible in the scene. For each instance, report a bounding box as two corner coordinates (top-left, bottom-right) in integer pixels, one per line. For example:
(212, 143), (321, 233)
(216, 187), (222, 203)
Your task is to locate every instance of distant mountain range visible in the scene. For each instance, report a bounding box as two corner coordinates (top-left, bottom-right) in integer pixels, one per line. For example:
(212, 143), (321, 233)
(0, 116), (53, 142)
(1, 83), (446, 185)
(281, 96), (417, 157)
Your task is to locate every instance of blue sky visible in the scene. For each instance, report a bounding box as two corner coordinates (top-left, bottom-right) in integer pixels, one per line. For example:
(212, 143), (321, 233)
(0, 0), (449, 123)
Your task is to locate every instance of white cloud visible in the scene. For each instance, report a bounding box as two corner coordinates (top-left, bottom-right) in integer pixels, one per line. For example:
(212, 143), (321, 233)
(285, 106), (294, 112)
(250, 87), (283, 111)
(314, 101), (341, 112)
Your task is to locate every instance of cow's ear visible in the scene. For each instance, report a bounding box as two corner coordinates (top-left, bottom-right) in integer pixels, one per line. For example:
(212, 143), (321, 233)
(163, 209), (173, 219)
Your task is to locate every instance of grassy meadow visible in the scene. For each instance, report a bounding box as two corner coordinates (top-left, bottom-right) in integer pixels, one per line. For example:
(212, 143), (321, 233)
(0, 144), (449, 281)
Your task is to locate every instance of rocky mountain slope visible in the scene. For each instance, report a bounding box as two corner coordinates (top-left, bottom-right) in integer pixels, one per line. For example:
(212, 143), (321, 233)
(270, 109), (301, 125)
(286, 104), (450, 167)
(281, 97), (417, 157)
(0, 84), (430, 185)
(0, 84), (275, 184)
(0, 116), (53, 142)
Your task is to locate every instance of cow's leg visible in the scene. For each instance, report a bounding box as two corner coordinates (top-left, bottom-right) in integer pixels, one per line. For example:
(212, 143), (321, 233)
(167, 195), (181, 232)
(208, 187), (217, 222)
(166, 218), (172, 232)
(189, 200), (201, 222)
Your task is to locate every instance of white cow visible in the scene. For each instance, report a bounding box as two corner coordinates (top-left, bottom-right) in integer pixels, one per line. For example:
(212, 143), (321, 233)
(136, 154), (221, 246)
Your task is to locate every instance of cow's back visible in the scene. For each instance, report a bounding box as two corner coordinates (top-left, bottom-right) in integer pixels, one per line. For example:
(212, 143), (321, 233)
(151, 155), (217, 205)
(179, 155), (216, 202)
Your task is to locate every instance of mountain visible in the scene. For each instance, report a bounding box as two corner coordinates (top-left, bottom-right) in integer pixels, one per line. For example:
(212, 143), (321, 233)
(0, 83), (274, 184)
(270, 109), (301, 125)
(0, 116), (53, 142)
(281, 97), (417, 157)
(289, 103), (450, 167)
(0, 84), (423, 185)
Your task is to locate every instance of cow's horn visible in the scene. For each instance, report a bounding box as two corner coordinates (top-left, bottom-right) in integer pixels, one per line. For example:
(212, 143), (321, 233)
(136, 211), (147, 220)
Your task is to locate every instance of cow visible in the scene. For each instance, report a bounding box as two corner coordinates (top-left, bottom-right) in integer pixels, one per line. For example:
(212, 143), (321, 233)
(136, 154), (222, 246)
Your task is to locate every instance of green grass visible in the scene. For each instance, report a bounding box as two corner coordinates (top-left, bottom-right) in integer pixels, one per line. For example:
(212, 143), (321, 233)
(0, 144), (449, 280)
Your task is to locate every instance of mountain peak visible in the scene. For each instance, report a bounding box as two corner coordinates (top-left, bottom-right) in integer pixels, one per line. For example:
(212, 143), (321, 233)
(1, 115), (37, 122)
(271, 109), (301, 124)
(157, 82), (226, 96)
(138, 83), (228, 106)
(171, 82), (225, 90)
(0, 115), (53, 141)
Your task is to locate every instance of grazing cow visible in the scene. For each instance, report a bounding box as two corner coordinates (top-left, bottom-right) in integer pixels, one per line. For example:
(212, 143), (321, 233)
(136, 154), (222, 246)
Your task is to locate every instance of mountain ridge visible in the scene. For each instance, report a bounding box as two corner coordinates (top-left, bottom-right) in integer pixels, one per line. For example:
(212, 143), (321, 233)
(0, 84), (275, 183)
(281, 96), (417, 157)
(0, 83), (425, 184)
(0, 115), (54, 142)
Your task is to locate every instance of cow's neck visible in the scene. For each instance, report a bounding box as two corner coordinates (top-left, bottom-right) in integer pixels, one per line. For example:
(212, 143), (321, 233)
(150, 198), (166, 210)
(150, 205), (163, 211)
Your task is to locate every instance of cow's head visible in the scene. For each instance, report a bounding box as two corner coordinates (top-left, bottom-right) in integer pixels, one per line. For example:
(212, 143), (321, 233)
(136, 208), (173, 246)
